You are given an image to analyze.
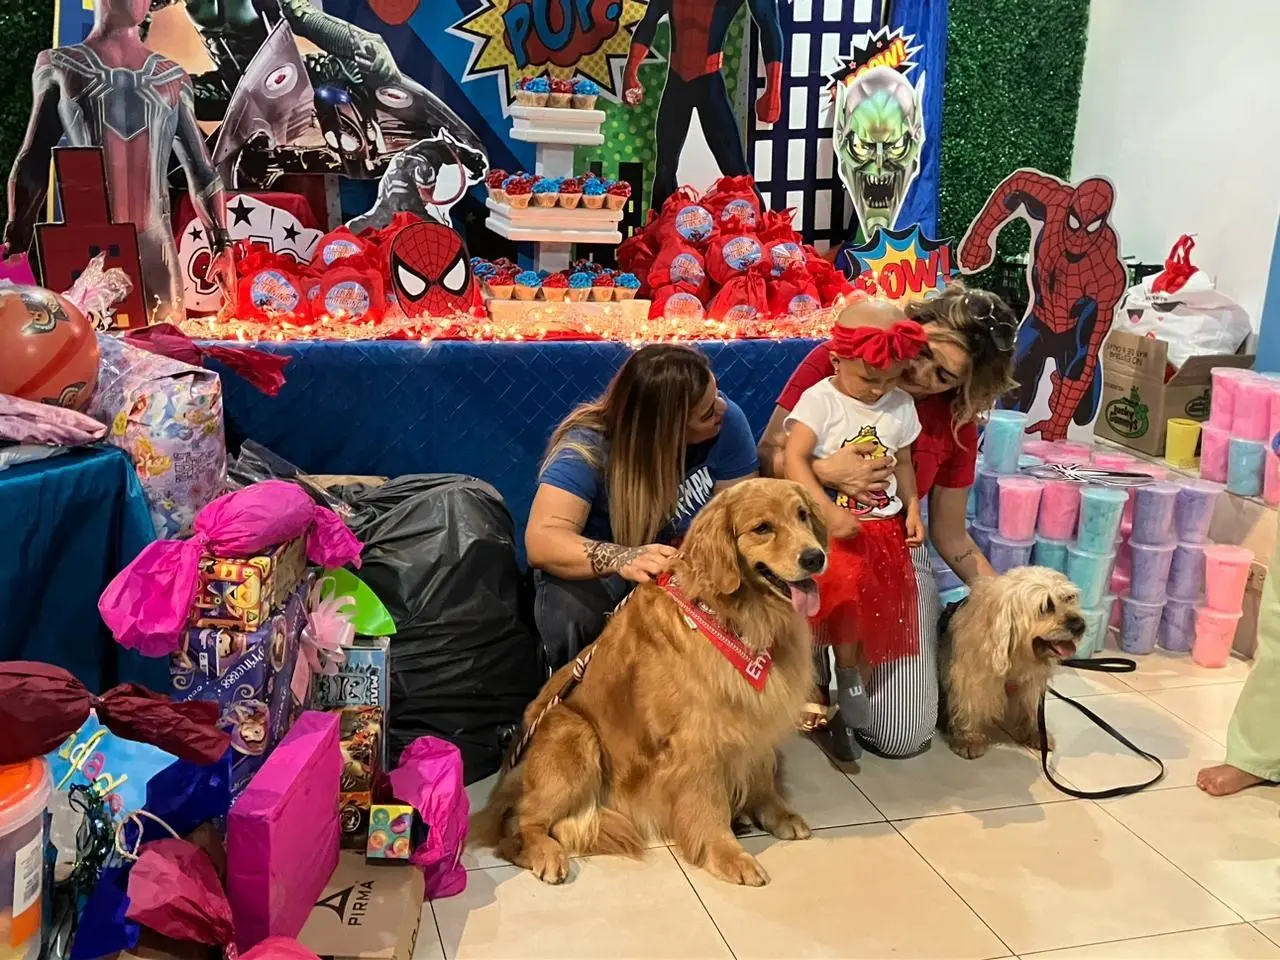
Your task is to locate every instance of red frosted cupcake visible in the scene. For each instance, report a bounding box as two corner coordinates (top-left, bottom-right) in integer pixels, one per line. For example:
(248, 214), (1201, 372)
(606, 180), (632, 211)
(488, 269), (516, 300)
(549, 77), (574, 108)
(485, 169), (508, 203)
(559, 177), (584, 209)
(542, 272), (570, 302)
(505, 176), (533, 209)
(590, 271), (616, 302)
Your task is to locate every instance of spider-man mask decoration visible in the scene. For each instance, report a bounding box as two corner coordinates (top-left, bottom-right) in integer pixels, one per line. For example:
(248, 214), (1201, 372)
(388, 221), (476, 317)
(1062, 177), (1114, 259)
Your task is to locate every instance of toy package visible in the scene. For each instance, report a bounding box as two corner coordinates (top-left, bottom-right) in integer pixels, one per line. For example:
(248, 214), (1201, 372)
(336, 705), (383, 850)
(193, 536), (308, 631)
(366, 804), (424, 863)
(170, 573), (312, 794)
(87, 333), (227, 539)
(310, 636), (390, 766)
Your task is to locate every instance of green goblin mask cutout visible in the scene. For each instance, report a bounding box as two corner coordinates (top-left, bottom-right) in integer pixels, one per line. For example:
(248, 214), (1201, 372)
(834, 65), (925, 238)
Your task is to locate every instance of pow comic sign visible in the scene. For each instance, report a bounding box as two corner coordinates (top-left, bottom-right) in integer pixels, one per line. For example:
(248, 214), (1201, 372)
(958, 169), (1126, 443)
(388, 221), (479, 318)
(503, 0), (625, 69)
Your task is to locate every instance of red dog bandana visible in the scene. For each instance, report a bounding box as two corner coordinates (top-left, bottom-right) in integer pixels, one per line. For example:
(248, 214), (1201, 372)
(659, 575), (771, 691)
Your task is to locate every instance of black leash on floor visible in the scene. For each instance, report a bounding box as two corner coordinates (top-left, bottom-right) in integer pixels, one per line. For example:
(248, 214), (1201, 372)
(1043, 657), (1165, 798)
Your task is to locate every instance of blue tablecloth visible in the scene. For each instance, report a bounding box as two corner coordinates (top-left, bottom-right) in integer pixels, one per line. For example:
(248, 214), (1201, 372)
(0, 446), (166, 692)
(218, 339), (821, 543)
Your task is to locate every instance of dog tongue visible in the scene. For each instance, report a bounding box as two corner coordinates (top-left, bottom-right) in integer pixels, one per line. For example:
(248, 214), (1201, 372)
(789, 580), (820, 618)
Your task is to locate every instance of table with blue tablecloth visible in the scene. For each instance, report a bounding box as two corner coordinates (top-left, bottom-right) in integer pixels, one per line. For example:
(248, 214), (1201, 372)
(217, 339), (821, 542)
(0, 445), (167, 692)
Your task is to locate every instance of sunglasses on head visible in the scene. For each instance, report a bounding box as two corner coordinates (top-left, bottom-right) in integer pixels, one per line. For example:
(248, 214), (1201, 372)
(965, 292), (1017, 353)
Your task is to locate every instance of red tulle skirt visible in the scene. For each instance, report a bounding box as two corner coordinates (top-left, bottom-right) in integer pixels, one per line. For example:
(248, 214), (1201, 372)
(811, 516), (919, 666)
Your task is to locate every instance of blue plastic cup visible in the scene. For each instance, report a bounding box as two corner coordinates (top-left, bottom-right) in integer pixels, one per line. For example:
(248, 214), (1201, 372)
(1227, 437), (1266, 497)
(1167, 542), (1206, 600)
(975, 467), (1000, 528)
(1131, 483), (1178, 546)
(1158, 598), (1198, 653)
(987, 533), (1035, 574)
(970, 523), (995, 556)
(1119, 596), (1163, 654)
(1128, 541), (1174, 602)
(1077, 486), (1128, 553)
(1032, 536), (1069, 574)
(1066, 543), (1115, 608)
(983, 409), (1028, 475)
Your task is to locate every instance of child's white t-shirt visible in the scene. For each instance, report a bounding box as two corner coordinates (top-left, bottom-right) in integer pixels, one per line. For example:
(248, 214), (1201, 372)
(784, 378), (923, 518)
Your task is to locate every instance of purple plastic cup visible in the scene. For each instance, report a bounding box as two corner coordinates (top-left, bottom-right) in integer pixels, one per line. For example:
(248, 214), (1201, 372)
(1037, 479), (1080, 540)
(997, 476), (1043, 541)
(1167, 542), (1206, 600)
(1209, 367), (1254, 430)
(1130, 482), (1178, 545)
(987, 533), (1035, 574)
(1200, 423), (1230, 483)
(975, 467), (1000, 528)
(1119, 596), (1163, 654)
(1173, 479), (1222, 543)
(1128, 541), (1174, 601)
(1232, 377), (1273, 442)
(1158, 598), (1198, 653)
(970, 523), (995, 556)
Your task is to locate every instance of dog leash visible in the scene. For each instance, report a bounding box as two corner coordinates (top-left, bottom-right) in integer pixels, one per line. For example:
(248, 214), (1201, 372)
(1040, 657), (1165, 799)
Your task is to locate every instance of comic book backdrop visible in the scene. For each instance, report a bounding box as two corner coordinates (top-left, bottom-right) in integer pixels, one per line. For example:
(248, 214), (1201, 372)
(53, 0), (942, 246)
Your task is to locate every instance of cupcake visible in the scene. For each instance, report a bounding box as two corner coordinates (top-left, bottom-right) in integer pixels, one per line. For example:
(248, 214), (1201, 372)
(524, 76), (550, 107)
(590, 271), (615, 302)
(567, 271), (592, 302)
(549, 77), (574, 108)
(485, 169), (508, 203)
(542, 272), (569, 302)
(615, 272), (641, 301)
(513, 77), (533, 106)
(488, 269), (516, 300)
(581, 176), (607, 209)
(514, 270), (542, 301)
(505, 176), (533, 209)
(605, 180), (632, 211)
(472, 258), (496, 279)
(572, 78), (599, 109)
(532, 176), (561, 208)
(559, 177), (583, 209)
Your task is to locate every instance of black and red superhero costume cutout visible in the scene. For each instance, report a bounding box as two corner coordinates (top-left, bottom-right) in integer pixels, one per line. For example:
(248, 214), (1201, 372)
(387, 220), (478, 318)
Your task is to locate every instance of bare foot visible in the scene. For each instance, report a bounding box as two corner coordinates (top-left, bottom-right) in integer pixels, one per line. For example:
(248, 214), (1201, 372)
(1196, 764), (1269, 797)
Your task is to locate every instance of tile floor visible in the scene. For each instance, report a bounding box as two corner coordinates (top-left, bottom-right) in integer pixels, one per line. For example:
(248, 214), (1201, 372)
(414, 649), (1280, 960)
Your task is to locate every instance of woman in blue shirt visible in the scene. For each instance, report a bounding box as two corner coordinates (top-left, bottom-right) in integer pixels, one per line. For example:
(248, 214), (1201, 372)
(526, 344), (760, 669)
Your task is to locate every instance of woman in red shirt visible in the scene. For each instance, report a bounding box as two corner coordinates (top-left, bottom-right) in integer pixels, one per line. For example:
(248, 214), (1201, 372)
(758, 284), (1018, 758)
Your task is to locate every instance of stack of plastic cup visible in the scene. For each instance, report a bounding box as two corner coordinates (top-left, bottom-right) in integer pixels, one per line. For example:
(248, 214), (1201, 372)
(1127, 483), (1177, 600)
(984, 410), (1028, 474)
(1209, 367), (1255, 431)
(1193, 544), (1254, 667)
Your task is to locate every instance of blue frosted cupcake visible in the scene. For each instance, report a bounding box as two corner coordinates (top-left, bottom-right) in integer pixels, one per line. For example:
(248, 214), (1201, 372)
(568, 271), (593, 302)
(514, 270), (542, 301)
(519, 75), (550, 107)
(532, 176), (561, 208)
(573, 78), (599, 109)
(615, 272), (641, 301)
(582, 176), (607, 209)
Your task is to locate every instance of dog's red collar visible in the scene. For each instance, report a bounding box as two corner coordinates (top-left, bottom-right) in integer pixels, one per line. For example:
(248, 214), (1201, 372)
(658, 574), (772, 691)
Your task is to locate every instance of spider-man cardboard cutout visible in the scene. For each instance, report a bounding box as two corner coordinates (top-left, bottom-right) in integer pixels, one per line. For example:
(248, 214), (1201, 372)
(957, 169), (1126, 443)
(386, 220), (479, 318)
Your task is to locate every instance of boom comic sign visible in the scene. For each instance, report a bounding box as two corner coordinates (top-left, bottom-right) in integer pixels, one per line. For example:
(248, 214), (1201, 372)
(453, 0), (648, 107)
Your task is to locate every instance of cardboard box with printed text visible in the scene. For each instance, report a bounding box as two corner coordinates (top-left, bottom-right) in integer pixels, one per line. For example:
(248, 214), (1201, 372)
(298, 854), (425, 960)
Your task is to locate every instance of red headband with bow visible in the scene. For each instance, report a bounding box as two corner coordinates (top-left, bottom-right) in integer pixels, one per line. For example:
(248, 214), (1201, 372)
(0, 662), (230, 766)
(830, 320), (928, 369)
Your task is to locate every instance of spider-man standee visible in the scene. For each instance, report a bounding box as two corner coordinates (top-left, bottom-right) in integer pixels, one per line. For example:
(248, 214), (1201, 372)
(958, 170), (1127, 442)
(624, 0), (784, 214)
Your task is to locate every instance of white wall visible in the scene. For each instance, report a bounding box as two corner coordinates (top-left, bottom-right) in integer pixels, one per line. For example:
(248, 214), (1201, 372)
(1072, 0), (1280, 329)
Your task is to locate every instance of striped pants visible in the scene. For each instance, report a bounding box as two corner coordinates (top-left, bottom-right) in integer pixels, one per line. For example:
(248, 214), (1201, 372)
(816, 544), (941, 757)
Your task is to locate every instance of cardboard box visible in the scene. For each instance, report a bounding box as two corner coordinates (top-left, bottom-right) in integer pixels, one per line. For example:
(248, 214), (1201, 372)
(298, 853), (424, 960)
(312, 636), (391, 767)
(1094, 330), (1254, 455)
(193, 536), (308, 631)
(336, 706), (383, 850)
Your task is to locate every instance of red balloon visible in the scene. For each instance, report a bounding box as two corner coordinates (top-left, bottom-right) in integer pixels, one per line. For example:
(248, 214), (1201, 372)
(0, 284), (99, 410)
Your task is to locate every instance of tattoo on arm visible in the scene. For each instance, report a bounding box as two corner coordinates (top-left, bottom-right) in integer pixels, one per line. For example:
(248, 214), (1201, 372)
(584, 541), (644, 575)
(950, 548), (976, 566)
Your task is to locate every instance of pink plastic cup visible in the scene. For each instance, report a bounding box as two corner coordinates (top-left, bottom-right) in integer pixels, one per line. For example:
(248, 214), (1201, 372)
(1037, 480), (1080, 539)
(1232, 377), (1273, 442)
(1199, 423), (1231, 483)
(1266, 451), (1280, 508)
(1269, 380), (1280, 441)
(1061, 441), (1093, 462)
(1093, 452), (1136, 471)
(1210, 367), (1255, 430)
(1192, 607), (1242, 668)
(1202, 544), (1253, 612)
(996, 476), (1043, 540)
(1023, 440), (1057, 460)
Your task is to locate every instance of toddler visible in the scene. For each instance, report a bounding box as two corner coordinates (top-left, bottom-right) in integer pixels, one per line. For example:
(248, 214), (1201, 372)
(783, 311), (927, 759)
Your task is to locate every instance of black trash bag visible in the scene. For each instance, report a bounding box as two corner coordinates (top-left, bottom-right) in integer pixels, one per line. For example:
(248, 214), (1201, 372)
(329, 474), (545, 783)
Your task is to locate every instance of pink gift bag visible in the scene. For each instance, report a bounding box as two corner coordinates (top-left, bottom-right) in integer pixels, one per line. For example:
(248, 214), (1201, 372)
(388, 736), (469, 899)
(227, 711), (342, 952)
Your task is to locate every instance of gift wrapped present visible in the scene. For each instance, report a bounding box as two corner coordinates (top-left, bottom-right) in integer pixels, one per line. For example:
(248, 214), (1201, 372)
(310, 636), (389, 766)
(171, 574), (312, 794)
(335, 705), (383, 850)
(227, 711), (341, 952)
(87, 334), (227, 539)
(193, 536), (308, 632)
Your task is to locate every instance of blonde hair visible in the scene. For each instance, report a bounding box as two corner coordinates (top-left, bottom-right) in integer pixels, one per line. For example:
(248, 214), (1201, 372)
(905, 282), (1019, 426)
(544, 345), (714, 547)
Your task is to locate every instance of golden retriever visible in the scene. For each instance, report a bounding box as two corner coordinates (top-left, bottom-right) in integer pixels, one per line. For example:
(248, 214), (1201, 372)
(470, 478), (828, 886)
(941, 567), (1086, 759)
